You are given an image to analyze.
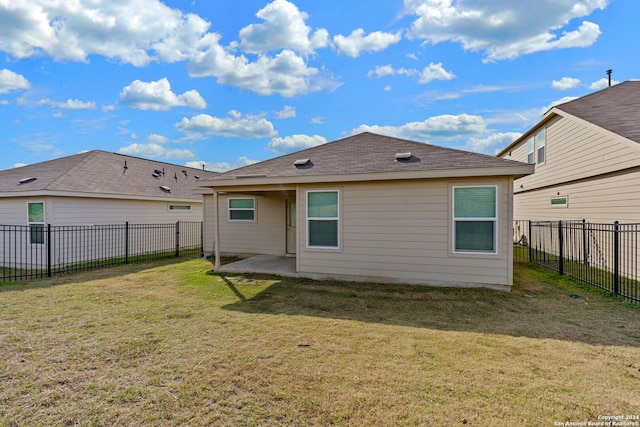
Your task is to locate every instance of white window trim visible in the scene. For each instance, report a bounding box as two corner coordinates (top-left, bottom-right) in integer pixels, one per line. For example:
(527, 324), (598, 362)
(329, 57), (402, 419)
(169, 204), (192, 211)
(306, 190), (340, 249)
(228, 197), (256, 222)
(537, 128), (546, 165)
(527, 137), (535, 164)
(550, 195), (568, 208)
(452, 185), (498, 255)
(27, 201), (45, 245)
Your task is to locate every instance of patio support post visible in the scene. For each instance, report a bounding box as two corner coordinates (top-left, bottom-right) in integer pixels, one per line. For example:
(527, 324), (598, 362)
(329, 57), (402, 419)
(214, 189), (221, 269)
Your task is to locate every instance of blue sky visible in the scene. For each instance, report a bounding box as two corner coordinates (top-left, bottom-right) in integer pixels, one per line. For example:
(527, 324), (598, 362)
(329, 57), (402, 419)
(0, 0), (637, 172)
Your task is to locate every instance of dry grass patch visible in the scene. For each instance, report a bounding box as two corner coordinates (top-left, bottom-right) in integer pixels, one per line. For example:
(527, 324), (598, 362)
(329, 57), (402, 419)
(0, 259), (639, 426)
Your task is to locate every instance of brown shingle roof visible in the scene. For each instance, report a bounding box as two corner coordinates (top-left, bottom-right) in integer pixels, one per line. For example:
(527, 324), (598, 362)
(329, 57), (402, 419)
(0, 150), (218, 200)
(204, 132), (528, 182)
(554, 81), (640, 143)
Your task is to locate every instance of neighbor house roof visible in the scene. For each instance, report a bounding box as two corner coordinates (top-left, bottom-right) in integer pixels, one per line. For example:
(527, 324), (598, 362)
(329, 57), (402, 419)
(199, 132), (533, 187)
(497, 81), (640, 157)
(0, 150), (218, 200)
(553, 81), (640, 144)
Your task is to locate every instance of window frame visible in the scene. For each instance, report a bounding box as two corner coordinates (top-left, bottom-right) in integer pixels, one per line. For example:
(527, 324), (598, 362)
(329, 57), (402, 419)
(306, 190), (340, 249)
(169, 204), (192, 211)
(228, 197), (256, 222)
(452, 185), (498, 255)
(527, 136), (535, 164)
(536, 128), (546, 165)
(27, 201), (45, 245)
(550, 195), (568, 208)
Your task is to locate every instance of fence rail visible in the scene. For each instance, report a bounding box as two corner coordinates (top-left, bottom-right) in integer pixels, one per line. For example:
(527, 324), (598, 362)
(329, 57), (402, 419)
(513, 219), (640, 303)
(1, 221), (203, 282)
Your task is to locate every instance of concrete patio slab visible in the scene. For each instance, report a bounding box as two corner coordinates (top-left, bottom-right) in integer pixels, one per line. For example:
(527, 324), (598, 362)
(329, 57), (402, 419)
(216, 255), (297, 277)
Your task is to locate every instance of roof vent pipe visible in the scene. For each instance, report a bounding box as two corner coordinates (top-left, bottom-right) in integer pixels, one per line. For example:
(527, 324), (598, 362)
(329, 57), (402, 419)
(606, 69), (612, 87)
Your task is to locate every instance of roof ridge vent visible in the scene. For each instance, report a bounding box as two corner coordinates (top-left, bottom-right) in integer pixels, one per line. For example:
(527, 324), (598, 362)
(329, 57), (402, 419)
(395, 152), (412, 161)
(294, 158), (310, 167)
(19, 177), (37, 184)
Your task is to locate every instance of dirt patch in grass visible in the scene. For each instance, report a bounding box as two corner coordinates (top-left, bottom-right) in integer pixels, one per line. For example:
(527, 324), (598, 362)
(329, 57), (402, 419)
(1, 260), (639, 426)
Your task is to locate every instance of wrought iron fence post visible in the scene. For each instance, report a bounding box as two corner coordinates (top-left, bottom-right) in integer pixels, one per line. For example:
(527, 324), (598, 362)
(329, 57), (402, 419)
(200, 221), (204, 258)
(614, 221), (620, 296)
(175, 221), (180, 257)
(528, 220), (533, 262)
(47, 224), (52, 277)
(558, 220), (564, 275)
(125, 221), (129, 264)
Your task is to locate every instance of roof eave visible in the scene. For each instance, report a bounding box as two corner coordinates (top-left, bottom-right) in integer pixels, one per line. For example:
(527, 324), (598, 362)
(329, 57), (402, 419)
(0, 190), (204, 202)
(197, 165), (535, 188)
(496, 109), (561, 157)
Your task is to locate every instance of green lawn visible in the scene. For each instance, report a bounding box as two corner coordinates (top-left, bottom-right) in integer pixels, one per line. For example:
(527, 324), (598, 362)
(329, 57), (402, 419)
(1, 259), (639, 426)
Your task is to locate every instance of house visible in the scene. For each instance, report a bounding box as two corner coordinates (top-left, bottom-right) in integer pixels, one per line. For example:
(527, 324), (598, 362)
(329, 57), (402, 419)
(0, 150), (218, 269)
(197, 132), (533, 291)
(0, 150), (218, 226)
(497, 80), (640, 223)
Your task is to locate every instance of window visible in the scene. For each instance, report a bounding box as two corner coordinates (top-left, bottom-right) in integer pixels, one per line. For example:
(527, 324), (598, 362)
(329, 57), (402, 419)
(453, 186), (497, 254)
(28, 202), (45, 244)
(550, 196), (568, 208)
(537, 128), (546, 164)
(527, 137), (535, 164)
(169, 204), (192, 211)
(307, 191), (339, 248)
(228, 198), (255, 221)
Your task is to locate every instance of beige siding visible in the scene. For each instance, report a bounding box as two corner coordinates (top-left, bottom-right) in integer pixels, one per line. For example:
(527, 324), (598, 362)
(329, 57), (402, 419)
(217, 192), (286, 257)
(45, 197), (203, 225)
(503, 113), (640, 195)
(203, 194), (216, 254)
(297, 178), (513, 288)
(514, 168), (640, 223)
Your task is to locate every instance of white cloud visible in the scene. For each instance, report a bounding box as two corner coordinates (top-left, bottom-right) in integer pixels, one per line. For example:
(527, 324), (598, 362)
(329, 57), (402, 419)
(268, 134), (327, 153)
(0, 69), (31, 94)
(119, 78), (206, 111)
(275, 105), (296, 119)
(466, 132), (523, 155)
(310, 116), (325, 124)
(147, 133), (170, 144)
(175, 111), (278, 139)
(352, 114), (487, 141)
(405, 0), (608, 62)
(186, 156), (260, 173)
(552, 77), (582, 91)
(0, 99), (9, 105)
(384, 85), (392, 92)
(333, 29), (402, 57)
(13, 163), (28, 168)
(188, 47), (336, 97)
(0, 0), (213, 65)
(102, 104), (115, 112)
(418, 63), (456, 83)
(238, 0), (329, 55)
(0, 0), (338, 98)
(589, 78), (619, 90)
(368, 63), (455, 84)
(118, 143), (194, 160)
(36, 97), (96, 109)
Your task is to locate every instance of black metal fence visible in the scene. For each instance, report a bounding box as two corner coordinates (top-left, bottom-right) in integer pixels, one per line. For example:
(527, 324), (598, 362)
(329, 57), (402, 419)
(1, 221), (203, 282)
(513, 219), (640, 303)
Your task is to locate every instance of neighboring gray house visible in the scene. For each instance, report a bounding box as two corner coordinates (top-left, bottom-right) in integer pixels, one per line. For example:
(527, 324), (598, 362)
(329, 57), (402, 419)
(498, 81), (640, 223)
(0, 150), (217, 226)
(0, 150), (217, 268)
(198, 132), (533, 291)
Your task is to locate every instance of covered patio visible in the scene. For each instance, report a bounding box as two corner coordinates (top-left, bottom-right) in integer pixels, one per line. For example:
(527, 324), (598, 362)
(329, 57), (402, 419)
(216, 255), (298, 277)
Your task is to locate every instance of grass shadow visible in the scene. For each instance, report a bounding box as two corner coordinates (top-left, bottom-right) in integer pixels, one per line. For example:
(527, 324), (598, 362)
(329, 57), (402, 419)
(220, 263), (640, 347)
